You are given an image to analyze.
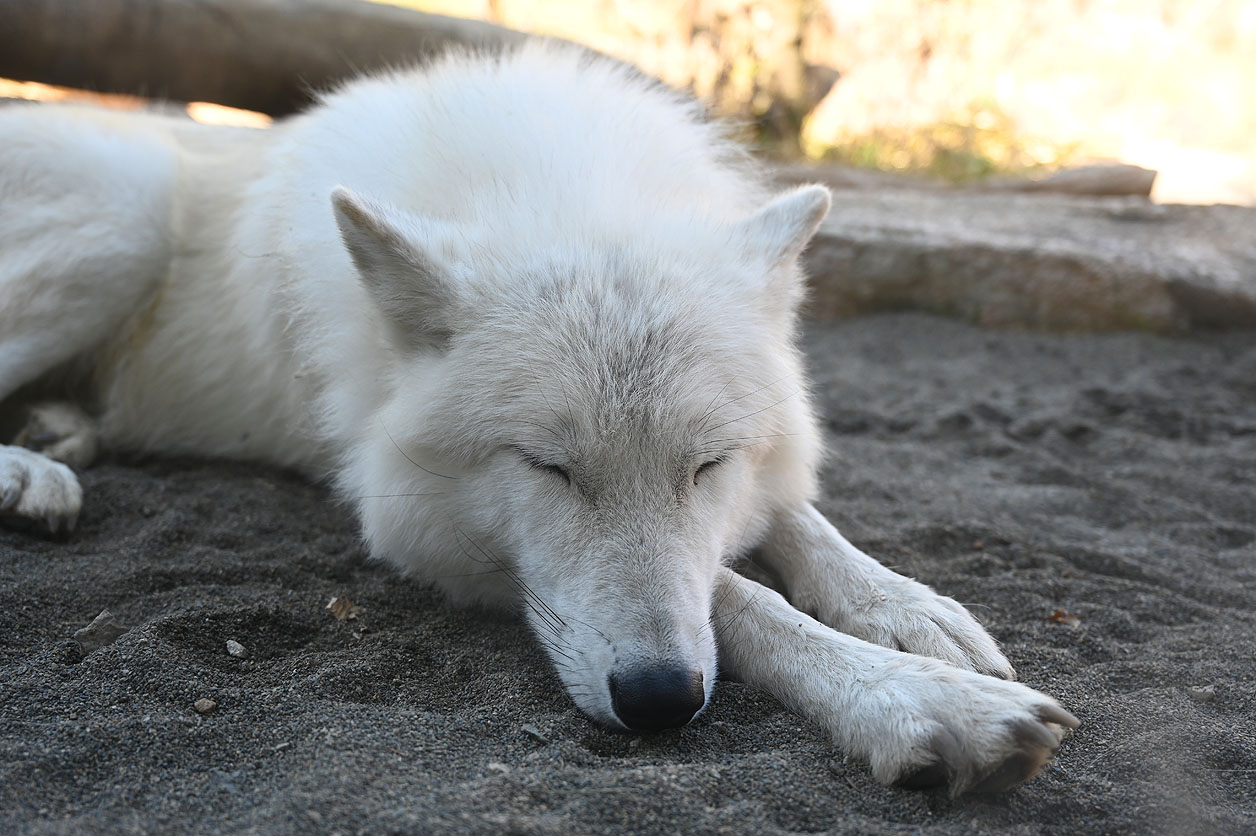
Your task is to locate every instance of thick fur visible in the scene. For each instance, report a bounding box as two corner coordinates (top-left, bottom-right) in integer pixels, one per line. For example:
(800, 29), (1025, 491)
(0, 43), (1076, 793)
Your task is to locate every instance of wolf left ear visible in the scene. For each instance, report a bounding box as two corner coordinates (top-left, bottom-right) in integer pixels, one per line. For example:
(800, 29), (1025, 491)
(331, 186), (462, 350)
(739, 184), (832, 270)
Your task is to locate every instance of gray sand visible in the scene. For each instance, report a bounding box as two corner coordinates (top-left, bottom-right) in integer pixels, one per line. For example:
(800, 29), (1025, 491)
(2, 313), (1253, 834)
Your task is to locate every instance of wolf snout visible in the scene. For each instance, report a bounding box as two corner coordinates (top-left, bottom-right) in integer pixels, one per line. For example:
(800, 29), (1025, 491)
(608, 665), (706, 732)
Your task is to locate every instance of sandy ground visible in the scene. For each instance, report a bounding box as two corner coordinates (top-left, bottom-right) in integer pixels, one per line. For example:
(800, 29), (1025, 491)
(1, 313), (1253, 835)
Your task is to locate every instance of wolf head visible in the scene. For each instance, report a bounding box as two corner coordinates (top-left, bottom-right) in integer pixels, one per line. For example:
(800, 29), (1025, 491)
(331, 183), (829, 730)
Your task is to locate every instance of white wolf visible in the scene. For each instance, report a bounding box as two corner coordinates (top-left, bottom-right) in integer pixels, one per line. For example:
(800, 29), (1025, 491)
(0, 43), (1076, 793)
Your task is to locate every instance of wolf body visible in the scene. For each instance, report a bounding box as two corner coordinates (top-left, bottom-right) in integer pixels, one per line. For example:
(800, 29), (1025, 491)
(0, 44), (1076, 792)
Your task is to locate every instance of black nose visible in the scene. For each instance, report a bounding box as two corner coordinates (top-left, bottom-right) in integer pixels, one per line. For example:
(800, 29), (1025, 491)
(608, 666), (706, 732)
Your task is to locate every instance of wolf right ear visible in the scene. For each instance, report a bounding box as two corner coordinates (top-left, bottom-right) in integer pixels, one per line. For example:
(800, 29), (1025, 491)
(331, 186), (462, 350)
(732, 185), (831, 322)
(738, 184), (832, 270)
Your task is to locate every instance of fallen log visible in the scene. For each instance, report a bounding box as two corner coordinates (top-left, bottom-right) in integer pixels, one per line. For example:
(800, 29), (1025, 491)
(0, 0), (524, 115)
(777, 162), (1157, 199)
(982, 163), (1157, 198)
(802, 190), (1256, 332)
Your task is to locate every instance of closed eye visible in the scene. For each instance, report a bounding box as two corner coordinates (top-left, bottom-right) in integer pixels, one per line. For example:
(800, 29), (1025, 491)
(514, 446), (572, 486)
(536, 462), (572, 485)
(692, 457), (726, 485)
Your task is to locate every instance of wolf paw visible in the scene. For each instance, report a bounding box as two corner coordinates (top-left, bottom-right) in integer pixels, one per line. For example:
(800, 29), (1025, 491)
(860, 661), (1079, 795)
(814, 576), (1017, 680)
(0, 445), (82, 533)
(14, 402), (99, 469)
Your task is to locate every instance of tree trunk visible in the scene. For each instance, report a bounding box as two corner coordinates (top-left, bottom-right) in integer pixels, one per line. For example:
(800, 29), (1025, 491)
(0, 0), (526, 115)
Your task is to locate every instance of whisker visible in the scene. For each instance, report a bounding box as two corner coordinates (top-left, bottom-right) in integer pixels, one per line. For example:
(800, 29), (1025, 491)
(701, 432), (803, 444)
(706, 517), (757, 632)
(533, 374), (564, 427)
(435, 567), (506, 580)
(455, 527), (570, 634)
(556, 377), (576, 428)
(451, 528), (568, 638)
(510, 418), (568, 444)
(698, 379), (736, 427)
(564, 615), (611, 644)
(535, 635), (578, 664)
(710, 585), (764, 638)
(693, 440), (782, 456)
(378, 418), (458, 480)
(699, 374), (796, 433)
(702, 390), (803, 435)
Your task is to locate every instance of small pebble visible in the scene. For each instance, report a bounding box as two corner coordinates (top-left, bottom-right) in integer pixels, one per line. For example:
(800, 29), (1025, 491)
(487, 761), (510, 774)
(1189, 685), (1216, 703)
(193, 698), (217, 714)
(520, 723), (549, 743)
(73, 610), (129, 654)
(226, 640), (247, 658)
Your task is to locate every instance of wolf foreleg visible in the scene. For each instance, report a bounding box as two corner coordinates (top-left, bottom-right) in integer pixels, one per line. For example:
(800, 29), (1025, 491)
(711, 567), (1077, 793)
(756, 503), (1016, 679)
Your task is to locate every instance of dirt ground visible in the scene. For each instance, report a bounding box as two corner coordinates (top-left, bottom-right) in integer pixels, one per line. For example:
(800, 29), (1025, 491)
(2, 313), (1253, 835)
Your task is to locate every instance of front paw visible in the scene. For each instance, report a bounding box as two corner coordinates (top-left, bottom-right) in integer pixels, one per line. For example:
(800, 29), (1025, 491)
(0, 445), (82, 533)
(856, 660), (1079, 795)
(809, 577), (1017, 680)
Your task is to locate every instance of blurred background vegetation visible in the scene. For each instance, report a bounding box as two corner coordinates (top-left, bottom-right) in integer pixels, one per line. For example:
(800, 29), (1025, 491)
(381, 0), (1256, 204)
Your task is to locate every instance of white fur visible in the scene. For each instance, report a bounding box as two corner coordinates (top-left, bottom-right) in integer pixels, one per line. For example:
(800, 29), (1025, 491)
(0, 43), (1076, 792)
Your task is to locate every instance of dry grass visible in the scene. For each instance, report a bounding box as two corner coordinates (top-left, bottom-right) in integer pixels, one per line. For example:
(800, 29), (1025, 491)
(818, 100), (1082, 184)
(805, 0), (1256, 202)
(381, 0), (1256, 204)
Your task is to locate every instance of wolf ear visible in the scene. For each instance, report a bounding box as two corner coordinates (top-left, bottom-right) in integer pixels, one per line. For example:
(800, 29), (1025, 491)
(739, 185), (831, 270)
(331, 186), (461, 349)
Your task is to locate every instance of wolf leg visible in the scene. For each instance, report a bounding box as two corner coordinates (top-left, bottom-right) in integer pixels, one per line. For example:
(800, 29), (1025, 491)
(712, 567), (1077, 793)
(754, 503), (1015, 678)
(0, 104), (176, 402)
(0, 106), (176, 531)
(14, 402), (99, 469)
